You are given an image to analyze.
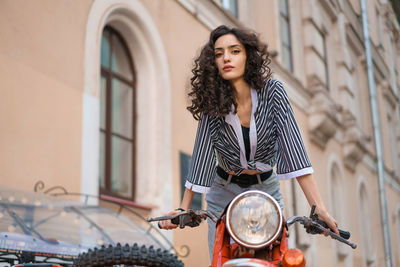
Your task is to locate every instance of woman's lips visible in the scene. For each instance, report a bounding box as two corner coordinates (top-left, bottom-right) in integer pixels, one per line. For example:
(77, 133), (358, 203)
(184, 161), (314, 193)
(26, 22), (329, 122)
(223, 66), (234, 71)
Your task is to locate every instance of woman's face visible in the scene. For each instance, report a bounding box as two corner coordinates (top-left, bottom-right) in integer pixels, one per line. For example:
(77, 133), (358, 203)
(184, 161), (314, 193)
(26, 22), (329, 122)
(214, 33), (247, 82)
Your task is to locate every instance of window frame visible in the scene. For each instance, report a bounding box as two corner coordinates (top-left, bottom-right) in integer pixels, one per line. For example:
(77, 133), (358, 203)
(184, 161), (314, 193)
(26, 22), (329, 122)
(100, 25), (137, 201)
(322, 32), (330, 90)
(279, 0), (293, 72)
(359, 183), (376, 266)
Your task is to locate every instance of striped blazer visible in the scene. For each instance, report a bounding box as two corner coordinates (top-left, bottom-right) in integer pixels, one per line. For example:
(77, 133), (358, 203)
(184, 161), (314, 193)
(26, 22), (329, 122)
(185, 79), (313, 193)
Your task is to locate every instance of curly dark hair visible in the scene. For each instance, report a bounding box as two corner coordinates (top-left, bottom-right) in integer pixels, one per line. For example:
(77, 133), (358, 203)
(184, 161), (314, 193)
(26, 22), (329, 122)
(187, 25), (272, 120)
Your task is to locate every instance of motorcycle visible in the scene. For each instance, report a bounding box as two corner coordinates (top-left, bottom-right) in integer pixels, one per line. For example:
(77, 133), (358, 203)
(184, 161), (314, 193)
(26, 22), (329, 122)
(147, 190), (356, 267)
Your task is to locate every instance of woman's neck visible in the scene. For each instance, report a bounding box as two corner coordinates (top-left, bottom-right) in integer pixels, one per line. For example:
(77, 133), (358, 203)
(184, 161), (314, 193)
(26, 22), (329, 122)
(231, 78), (251, 105)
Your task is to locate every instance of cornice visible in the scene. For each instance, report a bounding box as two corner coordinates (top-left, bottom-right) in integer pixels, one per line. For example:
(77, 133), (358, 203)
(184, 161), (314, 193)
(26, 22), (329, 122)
(319, 0), (339, 21)
(342, 0), (363, 38)
(380, 80), (399, 108)
(370, 40), (391, 82)
(345, 23), (364, 57)
(383, 2), (400, 34)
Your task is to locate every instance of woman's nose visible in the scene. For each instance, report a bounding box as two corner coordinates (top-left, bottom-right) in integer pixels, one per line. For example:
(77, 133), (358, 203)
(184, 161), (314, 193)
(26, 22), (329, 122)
(223, 52), (230, 62)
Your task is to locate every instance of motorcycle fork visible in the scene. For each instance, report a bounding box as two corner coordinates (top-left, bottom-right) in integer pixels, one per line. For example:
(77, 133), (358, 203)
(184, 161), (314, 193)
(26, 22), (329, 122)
(266, 226), (289, 264)
(212, 219), (299, 267)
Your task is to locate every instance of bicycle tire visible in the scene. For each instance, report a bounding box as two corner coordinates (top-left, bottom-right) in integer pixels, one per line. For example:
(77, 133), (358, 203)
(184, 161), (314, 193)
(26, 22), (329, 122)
(74, 243), (184, 267)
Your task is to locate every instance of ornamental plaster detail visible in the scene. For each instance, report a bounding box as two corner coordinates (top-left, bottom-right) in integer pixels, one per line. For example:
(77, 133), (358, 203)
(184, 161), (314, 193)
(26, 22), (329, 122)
(306, 78), (342, 149)
(342, 111), (368, 172)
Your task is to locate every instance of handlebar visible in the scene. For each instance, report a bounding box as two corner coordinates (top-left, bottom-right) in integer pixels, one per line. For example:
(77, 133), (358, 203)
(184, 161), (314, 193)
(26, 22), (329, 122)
(148, 206), (357, 249)
(286, 205), (357, 249)
(147, 210), (218, 229)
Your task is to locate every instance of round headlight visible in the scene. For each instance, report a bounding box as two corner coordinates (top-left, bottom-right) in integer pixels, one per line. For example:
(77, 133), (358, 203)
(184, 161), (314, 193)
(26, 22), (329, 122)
(226, 190), (283, 249)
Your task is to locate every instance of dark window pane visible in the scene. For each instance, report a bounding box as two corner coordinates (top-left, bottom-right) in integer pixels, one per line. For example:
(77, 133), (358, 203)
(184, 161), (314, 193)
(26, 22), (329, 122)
(101, 31), (110, 68)
(322, 34), (329, 89)
(100, 75), (106, 130)
(222, 0), (238, 17)
(112, 79), (133, 138)
(111, 136), (132, 198)
(279, 0), (288, 16)
(100, 26), (135, 200)
(180, 152), (202, 209)
(280, 17), (290, 46)
(282, 46), (292, 71)
(99, 132), (106, 189)
(111, 35), (133, 81)
(279, 0), (292, 72)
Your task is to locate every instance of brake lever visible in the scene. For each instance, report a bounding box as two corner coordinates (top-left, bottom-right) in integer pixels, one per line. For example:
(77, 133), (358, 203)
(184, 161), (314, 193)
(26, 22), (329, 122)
(309, 206), (351, 240)
(286, 207), (357, 249)
(306, 205), (357, 249)
(309, 221), (357, 249)
(147, 210), (218, 229)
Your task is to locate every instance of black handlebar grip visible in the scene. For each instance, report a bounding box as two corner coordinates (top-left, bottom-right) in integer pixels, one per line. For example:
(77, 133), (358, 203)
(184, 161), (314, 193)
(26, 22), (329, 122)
(313, 217), (351, 240)
(171, 217), (179, 225)
(338, 229), (350, 240)
(171, 215), (192, 228)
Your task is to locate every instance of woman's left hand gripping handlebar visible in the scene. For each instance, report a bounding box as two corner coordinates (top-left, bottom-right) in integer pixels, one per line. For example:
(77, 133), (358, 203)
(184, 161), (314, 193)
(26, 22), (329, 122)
(315, 207), (339, 236)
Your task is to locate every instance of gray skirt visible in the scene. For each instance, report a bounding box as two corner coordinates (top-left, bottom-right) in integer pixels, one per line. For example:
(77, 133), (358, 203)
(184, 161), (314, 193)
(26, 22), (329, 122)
(205, 171), (283, 260)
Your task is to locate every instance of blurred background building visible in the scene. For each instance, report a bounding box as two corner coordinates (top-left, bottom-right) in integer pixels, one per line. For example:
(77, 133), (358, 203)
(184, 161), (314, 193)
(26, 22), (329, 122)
(1, 0), (400, 266)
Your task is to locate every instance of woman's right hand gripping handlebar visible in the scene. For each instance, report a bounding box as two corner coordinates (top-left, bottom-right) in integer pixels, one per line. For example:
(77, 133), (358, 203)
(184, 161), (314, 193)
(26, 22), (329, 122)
(158, 187), (196, 230)
(158, 210), (181, 229)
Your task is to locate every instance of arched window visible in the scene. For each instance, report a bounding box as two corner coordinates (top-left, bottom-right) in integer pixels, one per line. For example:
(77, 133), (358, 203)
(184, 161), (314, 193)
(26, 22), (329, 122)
(330, 164), (348, 261)
(99, 26), (136, 200)
(359, 183), (376, 267)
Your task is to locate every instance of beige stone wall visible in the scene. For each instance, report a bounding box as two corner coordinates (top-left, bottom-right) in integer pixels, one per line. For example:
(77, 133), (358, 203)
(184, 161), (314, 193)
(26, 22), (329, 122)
(0, 0), (400, 266)
(140, 2), (211, 266)
(0, 0), (93, 192)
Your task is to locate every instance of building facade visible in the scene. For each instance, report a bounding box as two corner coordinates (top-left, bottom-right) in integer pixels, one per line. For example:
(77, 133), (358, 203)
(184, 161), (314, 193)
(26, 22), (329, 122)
(1, 0), (400, 266)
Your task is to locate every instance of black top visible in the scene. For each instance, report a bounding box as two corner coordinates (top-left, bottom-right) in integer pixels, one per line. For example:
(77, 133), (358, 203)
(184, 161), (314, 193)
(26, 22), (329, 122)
(241, 125), (250, 162)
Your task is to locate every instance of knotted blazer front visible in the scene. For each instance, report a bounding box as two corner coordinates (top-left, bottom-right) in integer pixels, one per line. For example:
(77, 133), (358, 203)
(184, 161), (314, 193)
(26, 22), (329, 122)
(185, 79), (313, 193)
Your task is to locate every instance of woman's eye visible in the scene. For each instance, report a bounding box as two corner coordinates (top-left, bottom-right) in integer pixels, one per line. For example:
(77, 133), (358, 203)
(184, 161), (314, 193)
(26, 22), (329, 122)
(232, 50), (240, 54)
(215, 53), (223, 58)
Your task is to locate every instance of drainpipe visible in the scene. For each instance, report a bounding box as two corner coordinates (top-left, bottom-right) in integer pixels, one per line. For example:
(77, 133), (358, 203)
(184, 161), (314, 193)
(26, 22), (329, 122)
(360, 0), (393, 266)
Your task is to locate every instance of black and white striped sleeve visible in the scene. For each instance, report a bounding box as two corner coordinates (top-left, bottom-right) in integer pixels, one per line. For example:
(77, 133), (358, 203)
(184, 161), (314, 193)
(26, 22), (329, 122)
(275, 82), (313, 180)
(185, 114), (216, 193)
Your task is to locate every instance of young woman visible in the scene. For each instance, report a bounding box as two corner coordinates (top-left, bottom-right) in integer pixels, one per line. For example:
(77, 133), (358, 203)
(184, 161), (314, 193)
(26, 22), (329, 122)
(159, 25), (339, 258)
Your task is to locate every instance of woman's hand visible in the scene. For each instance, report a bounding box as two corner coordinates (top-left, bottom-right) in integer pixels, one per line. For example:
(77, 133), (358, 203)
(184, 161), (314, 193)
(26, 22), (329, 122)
(158, 210), (180, 230)
(296, 174), (339, 236)
(159, 188), (194, 230)
(315, 207), (339, 236)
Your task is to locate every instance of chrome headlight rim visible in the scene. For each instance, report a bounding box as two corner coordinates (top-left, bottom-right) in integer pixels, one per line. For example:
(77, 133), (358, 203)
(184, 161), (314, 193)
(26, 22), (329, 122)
(226, 190), (283, 249)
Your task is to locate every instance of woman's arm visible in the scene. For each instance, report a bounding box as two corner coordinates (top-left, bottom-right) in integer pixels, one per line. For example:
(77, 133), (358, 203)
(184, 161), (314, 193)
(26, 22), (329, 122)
(158, 188), (196, 230)
(296, 174), (339, 235)
(180, 187), (196, 210)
